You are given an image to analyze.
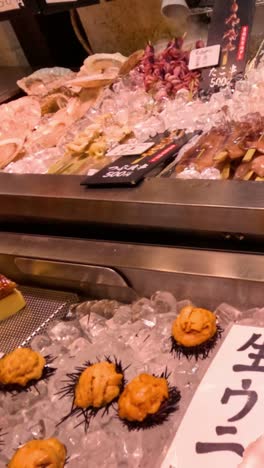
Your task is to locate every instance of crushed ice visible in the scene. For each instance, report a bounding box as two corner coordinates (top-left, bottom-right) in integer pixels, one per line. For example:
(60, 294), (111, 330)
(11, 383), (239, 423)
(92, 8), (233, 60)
(0, 292), (261, 467)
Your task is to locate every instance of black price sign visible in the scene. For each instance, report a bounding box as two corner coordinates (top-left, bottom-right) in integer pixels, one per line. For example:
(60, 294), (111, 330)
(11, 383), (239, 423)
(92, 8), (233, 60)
(82, 137), (187, 188)
(201, 0), (256, 94)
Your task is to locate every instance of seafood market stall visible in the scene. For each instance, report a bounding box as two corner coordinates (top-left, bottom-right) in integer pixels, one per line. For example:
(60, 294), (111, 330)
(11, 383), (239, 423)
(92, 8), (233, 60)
(1, 1), (264, 246)
(2, 3), (264, 466)
(1, 234), (264, 468)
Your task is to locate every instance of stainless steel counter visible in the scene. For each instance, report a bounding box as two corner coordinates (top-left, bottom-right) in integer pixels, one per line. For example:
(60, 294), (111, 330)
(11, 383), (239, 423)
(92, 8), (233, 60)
(0, 231), (263, 310)
(0, 173), (264, 240)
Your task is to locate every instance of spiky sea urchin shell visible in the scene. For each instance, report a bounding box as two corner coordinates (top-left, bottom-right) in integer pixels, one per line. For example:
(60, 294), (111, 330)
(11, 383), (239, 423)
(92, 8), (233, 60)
(0, 354), (56, 395)
(171, 325), (223, 361)
(119, 368), (181, 431)
(56, 356), (127, 433)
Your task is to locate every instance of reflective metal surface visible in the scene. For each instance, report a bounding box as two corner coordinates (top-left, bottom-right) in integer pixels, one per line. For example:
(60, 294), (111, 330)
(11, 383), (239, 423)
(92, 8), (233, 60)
(0, 286), (77, 354)
(1, 174), (264, 238)
(0, 232), (264, 310)
(14, 257), (136, 302)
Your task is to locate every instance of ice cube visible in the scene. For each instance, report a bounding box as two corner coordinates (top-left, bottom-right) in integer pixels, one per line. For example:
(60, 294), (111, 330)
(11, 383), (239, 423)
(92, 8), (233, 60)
(131, 298), (155, 322)
(68, 337), (91, 356)
(3, 423), (32, 460)
(216, 302), (242, 326)
(112, 305), (132, 325)
(29, 419), (45, 439)
(252, 308), (264, 326)
(176, 299), (192, 314)
(79, 313), (106, 341)
(47, 322), (81, 346)
(30, 334), (51, 353)
(151, 291), (177, 314)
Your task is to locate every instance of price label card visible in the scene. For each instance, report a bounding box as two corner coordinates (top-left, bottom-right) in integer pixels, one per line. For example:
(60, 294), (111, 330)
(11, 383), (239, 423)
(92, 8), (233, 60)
(189, 45), (221, 70)
(106, 142), (154, 157)
(82, 143), (179, 187)
(0, 0), (23, 12)
(82, 132), (192, 187)
(200, 0), (255, 94)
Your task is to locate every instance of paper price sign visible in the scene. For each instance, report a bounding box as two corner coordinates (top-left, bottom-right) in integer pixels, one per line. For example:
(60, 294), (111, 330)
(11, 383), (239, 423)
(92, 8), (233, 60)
(162, 325), (264, 468)
(82, 132), (192, 187)
(107, 142), (154, 157)
(82, 142), (179, 187)
(189, 45), (221, 70)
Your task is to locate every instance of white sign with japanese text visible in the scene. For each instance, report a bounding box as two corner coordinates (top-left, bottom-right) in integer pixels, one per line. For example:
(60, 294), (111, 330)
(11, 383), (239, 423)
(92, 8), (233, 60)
(162, 325), (264, 468)
(106, 142), (154, 157)
(189, 44), (221, 71)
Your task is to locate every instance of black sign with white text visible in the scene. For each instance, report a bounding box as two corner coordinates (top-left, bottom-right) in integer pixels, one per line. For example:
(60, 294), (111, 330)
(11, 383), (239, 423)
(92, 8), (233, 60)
(201, 0), (256, 94)
(82, 133), (190, 188)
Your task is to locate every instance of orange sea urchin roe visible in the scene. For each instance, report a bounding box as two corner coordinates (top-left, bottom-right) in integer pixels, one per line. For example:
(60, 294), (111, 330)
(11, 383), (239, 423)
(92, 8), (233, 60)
(8, 438), (66, 468)
(118, 373), (168, 422)
(0, 348), (46, 387)
(172, 305), (217, 347)
(74, 361), (123, 409)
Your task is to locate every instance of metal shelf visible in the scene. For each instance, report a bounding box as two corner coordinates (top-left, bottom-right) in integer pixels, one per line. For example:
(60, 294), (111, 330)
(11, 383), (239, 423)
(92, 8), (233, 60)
(0, 173), (264, 244)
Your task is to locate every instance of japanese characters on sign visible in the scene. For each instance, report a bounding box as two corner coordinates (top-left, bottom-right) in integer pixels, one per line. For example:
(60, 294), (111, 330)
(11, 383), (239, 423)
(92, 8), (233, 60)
(82, 142), (179, 187)
(189, 45), (220, 71)
(201, 0), (255, 93)
(106, 142), (154, 158)
(161, 325), (264, 468)
(82, 132), (191, 187)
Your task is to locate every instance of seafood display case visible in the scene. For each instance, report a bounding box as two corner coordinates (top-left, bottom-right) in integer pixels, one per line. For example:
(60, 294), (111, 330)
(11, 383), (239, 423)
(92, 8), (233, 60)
(1, 232), (264, 467)
(2, 4), (264, 467)
(1, 2), (264, 248)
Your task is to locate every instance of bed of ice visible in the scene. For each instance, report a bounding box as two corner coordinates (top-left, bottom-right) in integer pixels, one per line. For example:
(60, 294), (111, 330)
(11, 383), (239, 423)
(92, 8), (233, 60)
(0, 292), (263, 467)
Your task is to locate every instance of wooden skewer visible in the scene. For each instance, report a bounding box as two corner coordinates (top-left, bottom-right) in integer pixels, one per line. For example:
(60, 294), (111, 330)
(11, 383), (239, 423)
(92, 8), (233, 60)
(243, 147), (256, 162)
(196, 148), (205, 160)
(214, 150), (228, 162)
(188, 79), (194, 102)
(243, 133), (264, 162)
(243, 170), (254, 181)
(222, 52), (228, 66)
(221, 162), (230, 180)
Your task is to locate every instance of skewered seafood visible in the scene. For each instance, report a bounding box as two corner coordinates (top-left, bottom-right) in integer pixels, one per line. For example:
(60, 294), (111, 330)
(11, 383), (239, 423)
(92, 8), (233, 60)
(137, 38), (201, 100)
(48, 116), (131, 175)
(176, 115), (264, 181)
(176, 127), (228, 174)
